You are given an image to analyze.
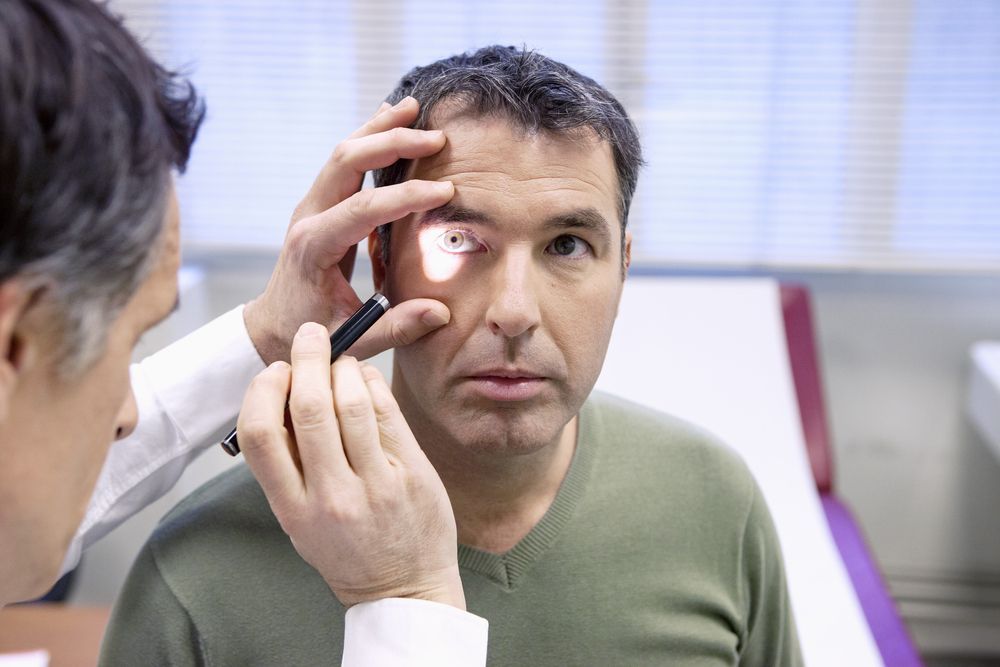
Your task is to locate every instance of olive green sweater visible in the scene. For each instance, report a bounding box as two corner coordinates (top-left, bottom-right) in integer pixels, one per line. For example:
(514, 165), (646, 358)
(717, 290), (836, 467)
(100, 392), (802, 665)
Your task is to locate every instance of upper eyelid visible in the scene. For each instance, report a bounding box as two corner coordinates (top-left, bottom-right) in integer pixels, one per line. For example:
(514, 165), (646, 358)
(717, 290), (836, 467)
(435, 227), (486, 253)
(436, 226), (485, 243)
(547, 234), (593, 256)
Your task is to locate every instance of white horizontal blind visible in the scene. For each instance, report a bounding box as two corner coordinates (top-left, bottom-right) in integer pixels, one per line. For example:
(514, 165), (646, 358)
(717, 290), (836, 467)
(113, 0), (1000, 272)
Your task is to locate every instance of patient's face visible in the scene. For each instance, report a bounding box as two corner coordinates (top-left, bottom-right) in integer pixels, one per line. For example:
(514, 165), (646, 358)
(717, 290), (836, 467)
(372, 113), (630, 456)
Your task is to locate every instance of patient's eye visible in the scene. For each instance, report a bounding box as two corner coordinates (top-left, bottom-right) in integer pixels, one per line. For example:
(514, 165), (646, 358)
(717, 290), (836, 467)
(436, 229), (481, 254)
(547, 234), (590, 259)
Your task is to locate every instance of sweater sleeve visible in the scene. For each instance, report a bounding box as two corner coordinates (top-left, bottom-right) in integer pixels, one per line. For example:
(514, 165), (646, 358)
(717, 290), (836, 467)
(738, 482), (804, 667)
(99, 545), (207, 667)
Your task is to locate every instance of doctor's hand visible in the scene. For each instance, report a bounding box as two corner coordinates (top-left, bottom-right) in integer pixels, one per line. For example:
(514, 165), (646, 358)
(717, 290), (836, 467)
(243, 96), (452, 365)
(238, 322), (466, 610)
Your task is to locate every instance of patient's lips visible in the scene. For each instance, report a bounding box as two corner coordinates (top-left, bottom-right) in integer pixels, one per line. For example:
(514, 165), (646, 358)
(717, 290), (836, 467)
(463, 367), (547, 401)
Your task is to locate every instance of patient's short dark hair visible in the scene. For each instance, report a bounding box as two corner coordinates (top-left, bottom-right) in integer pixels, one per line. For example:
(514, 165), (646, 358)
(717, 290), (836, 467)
(374, 45), (642, 265)
(0, 0), (204, 372)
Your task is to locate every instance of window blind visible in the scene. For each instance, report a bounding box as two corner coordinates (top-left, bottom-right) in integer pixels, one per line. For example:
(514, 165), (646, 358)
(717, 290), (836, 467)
(113, 0), (1000, 272)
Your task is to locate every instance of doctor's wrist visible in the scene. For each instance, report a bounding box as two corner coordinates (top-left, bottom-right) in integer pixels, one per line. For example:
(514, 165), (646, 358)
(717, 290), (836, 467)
(243, 296), (293, 365)
(404, 567), (468, 612)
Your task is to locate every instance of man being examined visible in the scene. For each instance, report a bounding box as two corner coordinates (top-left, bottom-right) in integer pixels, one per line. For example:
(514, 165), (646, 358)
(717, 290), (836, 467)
(101, 46), (803, 666)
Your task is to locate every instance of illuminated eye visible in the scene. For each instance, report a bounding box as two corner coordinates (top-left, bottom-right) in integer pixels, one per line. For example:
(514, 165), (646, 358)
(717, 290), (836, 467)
(548, 234), (589, 258)
(436, 229), (480, 253)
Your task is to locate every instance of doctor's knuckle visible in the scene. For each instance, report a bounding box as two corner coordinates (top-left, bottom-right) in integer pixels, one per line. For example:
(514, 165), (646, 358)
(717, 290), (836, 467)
(288, 390), (331, 426)
(320, 496), (364, 525)
(238, 418), (278, 448)
(346, 190), (376, 221)
(387, 318), (414, 346)
(336, 395), (371, 425)
(331, 140), (352, 165)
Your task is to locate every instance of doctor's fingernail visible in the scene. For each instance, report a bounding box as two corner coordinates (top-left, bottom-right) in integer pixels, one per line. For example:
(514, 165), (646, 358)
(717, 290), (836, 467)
(297, 322), (328, 339)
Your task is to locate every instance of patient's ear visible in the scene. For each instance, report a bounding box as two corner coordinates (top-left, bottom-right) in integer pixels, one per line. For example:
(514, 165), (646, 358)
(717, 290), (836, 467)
(0, 281), (37, 422)
(368, 230), (386, 292)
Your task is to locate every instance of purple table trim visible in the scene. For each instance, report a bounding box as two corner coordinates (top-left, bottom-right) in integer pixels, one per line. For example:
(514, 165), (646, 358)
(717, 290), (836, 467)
(821, 494), (924, 666)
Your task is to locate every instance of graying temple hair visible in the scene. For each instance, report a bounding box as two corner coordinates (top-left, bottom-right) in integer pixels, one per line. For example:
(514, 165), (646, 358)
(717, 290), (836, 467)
(14, 182), (168, 377)
(1, 0), (203, 376)
(373, 45), (643, 265)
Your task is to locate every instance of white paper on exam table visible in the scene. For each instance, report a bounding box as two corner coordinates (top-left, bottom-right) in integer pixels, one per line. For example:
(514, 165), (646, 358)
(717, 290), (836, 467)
(595, 277), (883, 667)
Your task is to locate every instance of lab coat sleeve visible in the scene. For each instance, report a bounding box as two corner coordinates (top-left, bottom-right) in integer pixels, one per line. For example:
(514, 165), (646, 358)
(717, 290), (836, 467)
(60, 305), (264, 576)
(343, 598), (489, 667)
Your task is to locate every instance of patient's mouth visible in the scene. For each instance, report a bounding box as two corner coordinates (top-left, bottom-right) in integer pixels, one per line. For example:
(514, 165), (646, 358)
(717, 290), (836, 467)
(464, 370), (547, 401)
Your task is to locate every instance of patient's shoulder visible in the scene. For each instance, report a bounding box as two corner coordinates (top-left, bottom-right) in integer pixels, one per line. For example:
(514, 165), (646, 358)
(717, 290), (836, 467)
(154, 463), (276, 543)
(144, 463), (303, 586)
(116, 465), (339, 661)
(584, 391), (757, 502)
(140, 463), (329, 614)
(587, 391), (748, 464)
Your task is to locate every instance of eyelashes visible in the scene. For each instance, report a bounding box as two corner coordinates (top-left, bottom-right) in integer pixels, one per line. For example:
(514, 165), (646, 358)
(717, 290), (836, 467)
(547, 234), (590, 258)
(436, 229), (483, 254)
(433, 228), (592, 259)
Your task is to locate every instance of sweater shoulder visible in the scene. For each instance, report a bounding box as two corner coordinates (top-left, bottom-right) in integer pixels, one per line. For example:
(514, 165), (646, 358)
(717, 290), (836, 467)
(143, 463), (306, 593)
(153, 463), (276, 546)
(586, 391), (751, 470)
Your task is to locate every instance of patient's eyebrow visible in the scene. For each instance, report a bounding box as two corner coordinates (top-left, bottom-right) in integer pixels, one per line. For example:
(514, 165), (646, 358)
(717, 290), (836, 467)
(418, 203), (614, 246)
(419, 203), (496, 228)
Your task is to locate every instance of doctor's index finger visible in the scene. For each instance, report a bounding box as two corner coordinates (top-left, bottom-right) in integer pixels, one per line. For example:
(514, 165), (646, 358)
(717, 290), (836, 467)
(333, 128), (447, 182)
(300, 179), (455, 271)
(294, 97), (424, 219)
(349, 95), (420, 139)
(287, 322), (352, 484)
(239, 361), (304, 506)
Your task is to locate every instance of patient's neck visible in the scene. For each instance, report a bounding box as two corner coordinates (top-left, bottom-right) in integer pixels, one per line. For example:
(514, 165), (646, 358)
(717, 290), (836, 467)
(396, 387), (577, 554)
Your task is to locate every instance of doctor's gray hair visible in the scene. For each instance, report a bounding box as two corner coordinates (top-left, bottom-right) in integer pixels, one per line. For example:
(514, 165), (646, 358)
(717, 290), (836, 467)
(0, 0), (203, 375)
(373, 45), (642, 265)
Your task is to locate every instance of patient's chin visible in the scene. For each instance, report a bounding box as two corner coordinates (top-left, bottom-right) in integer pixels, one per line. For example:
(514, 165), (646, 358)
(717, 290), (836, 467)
(440, 408), (566, 457)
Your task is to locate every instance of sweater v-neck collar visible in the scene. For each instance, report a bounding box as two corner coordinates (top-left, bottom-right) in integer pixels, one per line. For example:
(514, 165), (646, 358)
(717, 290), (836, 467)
(456, 398), (600, 590)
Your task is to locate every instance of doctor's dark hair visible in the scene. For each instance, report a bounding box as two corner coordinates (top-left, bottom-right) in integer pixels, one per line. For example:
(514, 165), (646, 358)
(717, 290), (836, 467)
(373, 45), (642, 265)
(0, 0), (203, 374)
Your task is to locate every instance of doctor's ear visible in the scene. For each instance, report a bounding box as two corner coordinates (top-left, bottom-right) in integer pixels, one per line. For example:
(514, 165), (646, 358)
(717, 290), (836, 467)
(368, 229), (387, 292)
(0, 281), (39, 422)
(623, 229), (633, 274)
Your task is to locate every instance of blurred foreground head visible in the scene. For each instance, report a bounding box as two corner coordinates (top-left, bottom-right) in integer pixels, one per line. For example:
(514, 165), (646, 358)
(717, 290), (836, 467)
(0, 0), (202, 603)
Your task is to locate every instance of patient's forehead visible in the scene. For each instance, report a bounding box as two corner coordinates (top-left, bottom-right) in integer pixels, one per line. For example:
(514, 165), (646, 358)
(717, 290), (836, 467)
(407, 110), (619, 223)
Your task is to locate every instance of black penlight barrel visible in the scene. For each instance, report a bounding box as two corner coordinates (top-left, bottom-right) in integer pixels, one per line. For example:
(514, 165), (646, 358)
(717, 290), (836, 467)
(330, 294), (390, 359)
(219, 293), (390, 457)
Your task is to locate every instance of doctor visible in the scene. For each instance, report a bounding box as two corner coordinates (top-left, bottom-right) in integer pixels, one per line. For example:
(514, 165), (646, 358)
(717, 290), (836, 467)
(0, 0), (485, 664)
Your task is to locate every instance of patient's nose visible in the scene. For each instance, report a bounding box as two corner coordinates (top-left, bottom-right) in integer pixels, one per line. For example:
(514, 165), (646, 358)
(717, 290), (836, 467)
(485, 251), (542, 339)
